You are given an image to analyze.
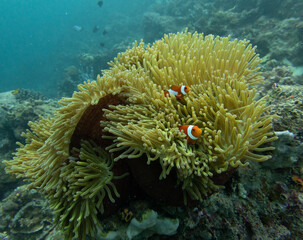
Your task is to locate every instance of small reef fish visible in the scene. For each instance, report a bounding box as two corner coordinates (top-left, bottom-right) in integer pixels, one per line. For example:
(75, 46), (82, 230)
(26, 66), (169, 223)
(179, 125), (202, 144)
(11, 89), (20, 95)
(121, 208), (133, 222)
(97, 0), (103, 8)
(103, 29), (108, 35)
(72, 25), (83, 32)
(164, 85), (190, 99)
(292, 175), (303, 190)
(100, 42), (105, 47)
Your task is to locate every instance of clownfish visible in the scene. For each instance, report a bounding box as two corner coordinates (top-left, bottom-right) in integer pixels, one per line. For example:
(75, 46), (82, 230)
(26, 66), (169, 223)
(179, 125), (202, 144)
(164, 85), (191, 99)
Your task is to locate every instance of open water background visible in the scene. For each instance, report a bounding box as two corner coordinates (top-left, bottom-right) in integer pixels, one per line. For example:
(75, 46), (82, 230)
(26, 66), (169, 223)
(0, 0), (151, 96)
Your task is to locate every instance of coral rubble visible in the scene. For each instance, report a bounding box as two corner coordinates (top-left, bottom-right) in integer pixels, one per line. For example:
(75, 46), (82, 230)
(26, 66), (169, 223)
(0, 185), (54, 240)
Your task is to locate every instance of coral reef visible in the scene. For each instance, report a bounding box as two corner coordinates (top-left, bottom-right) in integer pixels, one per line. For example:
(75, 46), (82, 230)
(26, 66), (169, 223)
(0, 161), (19, 201)
(180, 155), (303, 239)
(58, 66), (82, 97)
(260, 66), (303, 133)
(143, 12), (187, 43)
(0, 185), (54, 240)
(0, 90), (58, 156)
(268, 131), (303, 169)
(58, 41), (137, 98)
(4, 31), (276, 239)
(0, 89), (58, 200)
(146, 0), (303, 67)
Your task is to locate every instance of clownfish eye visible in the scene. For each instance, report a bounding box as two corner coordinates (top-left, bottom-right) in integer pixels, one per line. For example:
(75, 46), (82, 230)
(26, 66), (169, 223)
(192, 129), (195, 131)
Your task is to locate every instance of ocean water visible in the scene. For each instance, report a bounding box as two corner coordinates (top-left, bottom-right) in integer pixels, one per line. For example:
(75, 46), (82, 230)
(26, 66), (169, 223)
(0, 0), (151, 97)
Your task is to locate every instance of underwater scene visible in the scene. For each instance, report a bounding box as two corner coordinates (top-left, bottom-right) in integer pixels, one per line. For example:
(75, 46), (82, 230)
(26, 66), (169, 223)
(0, 0), (303, 239)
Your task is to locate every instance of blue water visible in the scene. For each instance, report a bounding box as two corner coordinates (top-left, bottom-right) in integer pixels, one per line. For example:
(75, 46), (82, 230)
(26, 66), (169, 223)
(0, 0), (151, 97)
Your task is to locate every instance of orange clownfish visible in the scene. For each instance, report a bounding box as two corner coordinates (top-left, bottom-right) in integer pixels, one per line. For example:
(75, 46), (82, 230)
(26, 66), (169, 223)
(179, 125), (202, 144)
(164, 85), (191, 99)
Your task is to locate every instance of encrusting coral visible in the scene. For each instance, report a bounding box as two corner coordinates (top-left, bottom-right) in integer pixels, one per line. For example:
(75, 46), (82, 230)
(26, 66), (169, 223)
(4, 30), (277, 239)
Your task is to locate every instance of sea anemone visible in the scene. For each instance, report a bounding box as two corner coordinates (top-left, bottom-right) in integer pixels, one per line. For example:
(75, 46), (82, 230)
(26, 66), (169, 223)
(4, 30), (277, 239)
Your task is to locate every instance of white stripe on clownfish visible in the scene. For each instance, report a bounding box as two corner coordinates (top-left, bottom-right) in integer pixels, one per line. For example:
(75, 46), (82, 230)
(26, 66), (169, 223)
(181, 85), (187, 95)
(179, 124), (202, 144)
(167, 89), (179, 96)
(187, 125), (198, 140)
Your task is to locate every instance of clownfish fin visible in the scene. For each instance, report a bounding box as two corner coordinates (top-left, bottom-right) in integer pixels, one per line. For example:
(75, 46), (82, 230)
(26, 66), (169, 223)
(163, 90), (169, 97)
